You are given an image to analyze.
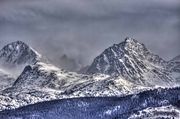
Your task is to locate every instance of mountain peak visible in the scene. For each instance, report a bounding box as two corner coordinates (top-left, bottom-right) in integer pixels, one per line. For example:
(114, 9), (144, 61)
(86, 37), (171, 86)
(0, 41), (41, 65)
(124, 37), (137, 43)
(108, 37), (147, 55)
(123, 37), (148, 53)
(2, 41), (35, 53)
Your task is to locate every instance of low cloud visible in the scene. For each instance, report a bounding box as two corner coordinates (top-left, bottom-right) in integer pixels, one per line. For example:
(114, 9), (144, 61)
(0, 0), (179, 71)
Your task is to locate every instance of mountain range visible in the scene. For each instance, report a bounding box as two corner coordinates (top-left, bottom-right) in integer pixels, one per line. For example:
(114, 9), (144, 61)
(0, 37), (179, 118)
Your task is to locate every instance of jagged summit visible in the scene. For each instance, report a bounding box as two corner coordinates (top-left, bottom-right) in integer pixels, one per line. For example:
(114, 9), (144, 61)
(113, 38), (147, 55)
(0, 41), (41, 66)
(86, 37), (173, 86)
(124, 37), (140, 45)
(124, 37), (148, 53)
(110, 37), (143, 49)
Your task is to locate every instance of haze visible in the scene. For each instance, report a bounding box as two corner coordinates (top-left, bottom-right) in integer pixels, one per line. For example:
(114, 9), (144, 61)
(0, 0), (179, 71)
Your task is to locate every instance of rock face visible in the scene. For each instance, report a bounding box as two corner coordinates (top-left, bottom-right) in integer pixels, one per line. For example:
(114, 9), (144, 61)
(87, 38), (174, 86)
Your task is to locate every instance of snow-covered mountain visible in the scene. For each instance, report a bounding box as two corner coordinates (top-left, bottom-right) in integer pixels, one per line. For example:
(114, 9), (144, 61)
(0, 41), (41, 92)
(0, 41), (43, 92)
(0, 61), (147, 110)
(0, 38), (179, 116)
(0, 41), (41, 66)
(0, 41), (42, 77)
(87, 38), (176, 86)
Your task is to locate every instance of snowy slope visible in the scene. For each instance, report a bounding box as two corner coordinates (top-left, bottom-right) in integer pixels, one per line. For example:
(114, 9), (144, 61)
(10, 62), (146, 96)
(87, 38), (175, 86)
(0, 87), (179, 119)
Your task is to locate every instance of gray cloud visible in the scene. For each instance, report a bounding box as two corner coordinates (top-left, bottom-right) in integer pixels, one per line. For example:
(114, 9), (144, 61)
(0, 0), (179, 71)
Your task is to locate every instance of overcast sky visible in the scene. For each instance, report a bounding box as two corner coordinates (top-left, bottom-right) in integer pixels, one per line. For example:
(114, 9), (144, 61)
(0, 0), (179, 70)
